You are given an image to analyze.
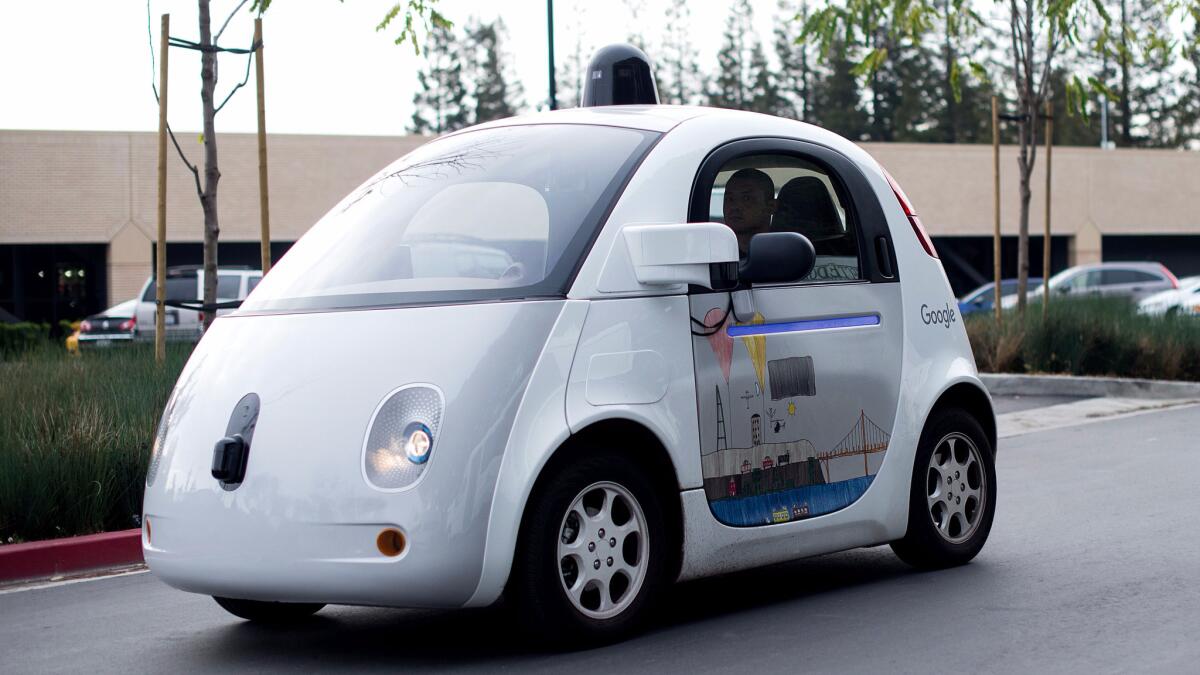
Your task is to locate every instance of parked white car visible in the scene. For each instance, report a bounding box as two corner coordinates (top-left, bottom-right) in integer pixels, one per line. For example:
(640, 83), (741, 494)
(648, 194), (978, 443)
(133, 266), (262, 341)
(143, 104), (997, 643)
(1137, 275), (1200, 316)
(1002, 261), (1178, 309)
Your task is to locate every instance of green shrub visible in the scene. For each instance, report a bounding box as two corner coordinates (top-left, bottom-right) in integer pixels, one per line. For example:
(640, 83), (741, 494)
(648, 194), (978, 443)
(0, 343), (191, 543)
(965, 298), (1200, 381)
(0, 322), (51, 359)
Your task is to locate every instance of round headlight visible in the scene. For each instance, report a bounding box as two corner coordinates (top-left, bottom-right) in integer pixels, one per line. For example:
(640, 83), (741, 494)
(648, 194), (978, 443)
(362, 384), (444, 491)
(403, 422), (432, 464)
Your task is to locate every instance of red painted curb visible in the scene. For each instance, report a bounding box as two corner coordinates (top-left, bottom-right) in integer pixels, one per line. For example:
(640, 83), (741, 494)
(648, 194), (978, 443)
(0, 529), (143, 583)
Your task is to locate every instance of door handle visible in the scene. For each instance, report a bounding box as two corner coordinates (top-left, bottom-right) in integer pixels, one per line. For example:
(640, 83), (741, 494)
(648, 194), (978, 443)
(875, 237), (895, 278)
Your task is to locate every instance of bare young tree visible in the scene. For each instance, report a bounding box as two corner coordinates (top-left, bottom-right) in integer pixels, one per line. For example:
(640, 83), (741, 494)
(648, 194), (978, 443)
(150, 0), (449, 328)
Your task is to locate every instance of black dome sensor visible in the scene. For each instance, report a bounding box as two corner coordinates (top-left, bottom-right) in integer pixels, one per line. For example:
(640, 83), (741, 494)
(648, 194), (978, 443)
(581, 43), (660, 107)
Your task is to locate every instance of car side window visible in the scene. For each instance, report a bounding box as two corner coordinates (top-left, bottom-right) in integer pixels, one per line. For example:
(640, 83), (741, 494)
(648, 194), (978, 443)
(143, 275), (199, 302)
(707, 154), (861, 284)
(1065, 270), (1101, 290)
(217, 274), (241, 299)
(1100, 270), (1129, 285)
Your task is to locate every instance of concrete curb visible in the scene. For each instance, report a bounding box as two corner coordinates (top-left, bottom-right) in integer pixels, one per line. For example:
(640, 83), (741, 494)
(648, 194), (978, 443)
(0, 529), (142, 584)
(981, 373), (1200, 400)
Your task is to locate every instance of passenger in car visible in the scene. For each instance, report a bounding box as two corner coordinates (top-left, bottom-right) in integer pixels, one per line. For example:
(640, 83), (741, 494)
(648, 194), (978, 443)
(722, 168), (776, 255)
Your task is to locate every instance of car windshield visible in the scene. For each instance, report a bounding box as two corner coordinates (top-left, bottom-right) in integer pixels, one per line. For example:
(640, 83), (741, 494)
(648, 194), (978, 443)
(241, 124), (658, 313)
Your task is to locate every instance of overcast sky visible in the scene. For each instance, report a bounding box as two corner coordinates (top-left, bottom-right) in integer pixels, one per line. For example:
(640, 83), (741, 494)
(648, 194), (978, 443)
(0, 0), (793, 137)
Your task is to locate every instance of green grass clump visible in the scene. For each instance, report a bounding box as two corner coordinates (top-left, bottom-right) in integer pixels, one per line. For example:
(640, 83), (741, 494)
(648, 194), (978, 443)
(0, 343), (190, 543)
(0, 322), (51, 359)
(966, 297), (1200, 380)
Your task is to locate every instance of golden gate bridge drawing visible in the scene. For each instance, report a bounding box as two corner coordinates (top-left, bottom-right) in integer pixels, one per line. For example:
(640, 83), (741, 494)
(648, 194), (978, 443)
(702, 405), (891, 502)
(816, 410), (891, 478)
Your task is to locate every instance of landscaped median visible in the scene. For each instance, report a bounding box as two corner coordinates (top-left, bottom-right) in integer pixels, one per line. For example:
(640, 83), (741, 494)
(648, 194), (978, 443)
(0, 342), (189, 548)
(965, 297), (1200, 381)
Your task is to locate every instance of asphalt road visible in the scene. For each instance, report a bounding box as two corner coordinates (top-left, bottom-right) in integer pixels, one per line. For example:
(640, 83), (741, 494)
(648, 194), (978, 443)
(2, 403), (1198, 674)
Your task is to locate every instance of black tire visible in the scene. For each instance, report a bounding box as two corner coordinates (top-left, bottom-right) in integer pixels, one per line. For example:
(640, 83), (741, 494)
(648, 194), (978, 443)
(891, 407), (997, 569)
(509, 449), (669, 647)
(212, 596), (325, 623)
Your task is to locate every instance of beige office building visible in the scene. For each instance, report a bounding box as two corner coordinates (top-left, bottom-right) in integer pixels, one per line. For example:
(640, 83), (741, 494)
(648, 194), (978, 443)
(2, 128), (1197, 323)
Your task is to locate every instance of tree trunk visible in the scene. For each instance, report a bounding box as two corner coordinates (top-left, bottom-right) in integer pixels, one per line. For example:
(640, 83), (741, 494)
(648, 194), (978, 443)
(799, 1), (811, 121)
(1016, 118), (1032, 315)
(942, 0), (958, 143)
(1013, 0), (1036, 316)
(198, 0), (220, 330)
(1118, 0), (1133, 146)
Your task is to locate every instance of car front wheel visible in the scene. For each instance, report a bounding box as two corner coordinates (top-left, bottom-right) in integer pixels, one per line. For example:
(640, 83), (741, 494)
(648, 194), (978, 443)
(509, 450), (667, 646)
(891, 407), (997, 569)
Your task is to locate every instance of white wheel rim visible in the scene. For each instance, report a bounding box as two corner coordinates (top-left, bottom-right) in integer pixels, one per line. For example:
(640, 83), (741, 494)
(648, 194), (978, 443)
(556, 481), (649, 620)
(926, 432), (987, 545)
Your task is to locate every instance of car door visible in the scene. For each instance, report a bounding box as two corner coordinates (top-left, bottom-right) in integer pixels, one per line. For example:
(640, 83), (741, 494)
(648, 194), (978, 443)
(686, 139), (903, 527)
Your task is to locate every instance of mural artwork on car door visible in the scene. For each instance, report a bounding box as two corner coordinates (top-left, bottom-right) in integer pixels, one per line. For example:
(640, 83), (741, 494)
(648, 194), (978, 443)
(689, 150), (901, 527)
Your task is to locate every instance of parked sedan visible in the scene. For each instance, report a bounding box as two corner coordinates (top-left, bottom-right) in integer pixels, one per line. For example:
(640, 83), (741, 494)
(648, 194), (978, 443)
(1138, 276), (1200, 316)
(1002, 262), (1178, 308)
(75, 299), (138, 349)
(958, 278), (1043, 315)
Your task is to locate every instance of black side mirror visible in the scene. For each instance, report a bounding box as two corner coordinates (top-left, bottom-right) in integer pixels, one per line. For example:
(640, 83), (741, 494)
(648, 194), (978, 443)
(738, 232), (816, 285)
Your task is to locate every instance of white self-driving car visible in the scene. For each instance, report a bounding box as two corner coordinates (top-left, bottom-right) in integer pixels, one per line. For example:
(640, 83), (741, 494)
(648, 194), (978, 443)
(142, 102), (996, 643)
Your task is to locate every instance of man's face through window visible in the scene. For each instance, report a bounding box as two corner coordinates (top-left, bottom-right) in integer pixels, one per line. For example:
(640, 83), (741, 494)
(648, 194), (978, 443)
(722, 169), (776, 254)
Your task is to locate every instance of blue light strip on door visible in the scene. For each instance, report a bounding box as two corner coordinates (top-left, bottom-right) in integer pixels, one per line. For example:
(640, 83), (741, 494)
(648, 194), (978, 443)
(726, 313), (880, 337)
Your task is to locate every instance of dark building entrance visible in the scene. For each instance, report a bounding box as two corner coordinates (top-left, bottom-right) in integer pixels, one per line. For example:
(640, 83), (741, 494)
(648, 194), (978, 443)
(151, 241), (294, 270)
(1102, 235), (1200, 279)
(0, 244), (108, 325)
(932, 235), (1071, 297)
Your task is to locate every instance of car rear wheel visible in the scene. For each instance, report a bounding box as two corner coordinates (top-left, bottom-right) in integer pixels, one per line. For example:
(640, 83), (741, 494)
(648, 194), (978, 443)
(510, 450), (667, 646)
(212, 596), (325, 623)
(891, 407), (996, 569)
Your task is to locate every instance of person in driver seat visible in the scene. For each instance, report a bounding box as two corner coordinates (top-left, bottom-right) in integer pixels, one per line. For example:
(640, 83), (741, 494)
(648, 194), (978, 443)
(722, 168), (776, 256)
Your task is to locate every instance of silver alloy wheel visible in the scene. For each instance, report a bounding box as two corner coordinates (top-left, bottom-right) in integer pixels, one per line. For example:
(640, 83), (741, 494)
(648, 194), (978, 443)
(926, 432), (987, 544)
(556, 481), (649, 620)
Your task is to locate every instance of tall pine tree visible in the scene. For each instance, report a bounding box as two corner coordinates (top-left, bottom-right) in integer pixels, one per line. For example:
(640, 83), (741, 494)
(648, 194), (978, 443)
(659, 0), (705, 105)
(469, 19), (523, 124)
(709, 0), (755, 110)
(807, 40), (870, 140)
(774, 0), (812, 120)
(749, 41), (788, 116)
(1174, 23), (1200, 148)
(555, 3), (591, 109)
(409, 24), (468, 135)
(926, 0), (994, 144)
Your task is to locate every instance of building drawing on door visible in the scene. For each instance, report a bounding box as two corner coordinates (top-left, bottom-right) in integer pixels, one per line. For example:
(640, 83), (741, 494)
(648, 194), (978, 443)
(693, 304), (892, 527)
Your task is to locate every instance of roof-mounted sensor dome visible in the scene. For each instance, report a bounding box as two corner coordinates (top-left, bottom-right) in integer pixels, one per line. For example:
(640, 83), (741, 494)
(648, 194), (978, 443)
(581, 43), (660, 107)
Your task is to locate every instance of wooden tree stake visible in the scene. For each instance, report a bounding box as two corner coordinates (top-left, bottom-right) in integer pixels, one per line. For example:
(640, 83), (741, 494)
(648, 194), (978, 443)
(992, 96), (1001, 324)
(254, 17), (271, 274)
(156, 14), (170, 365)
(1043, 98), (1053, 320)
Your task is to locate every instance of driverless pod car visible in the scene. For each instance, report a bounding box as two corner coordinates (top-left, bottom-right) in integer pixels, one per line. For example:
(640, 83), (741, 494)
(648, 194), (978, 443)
(142, 46), (997, 643)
